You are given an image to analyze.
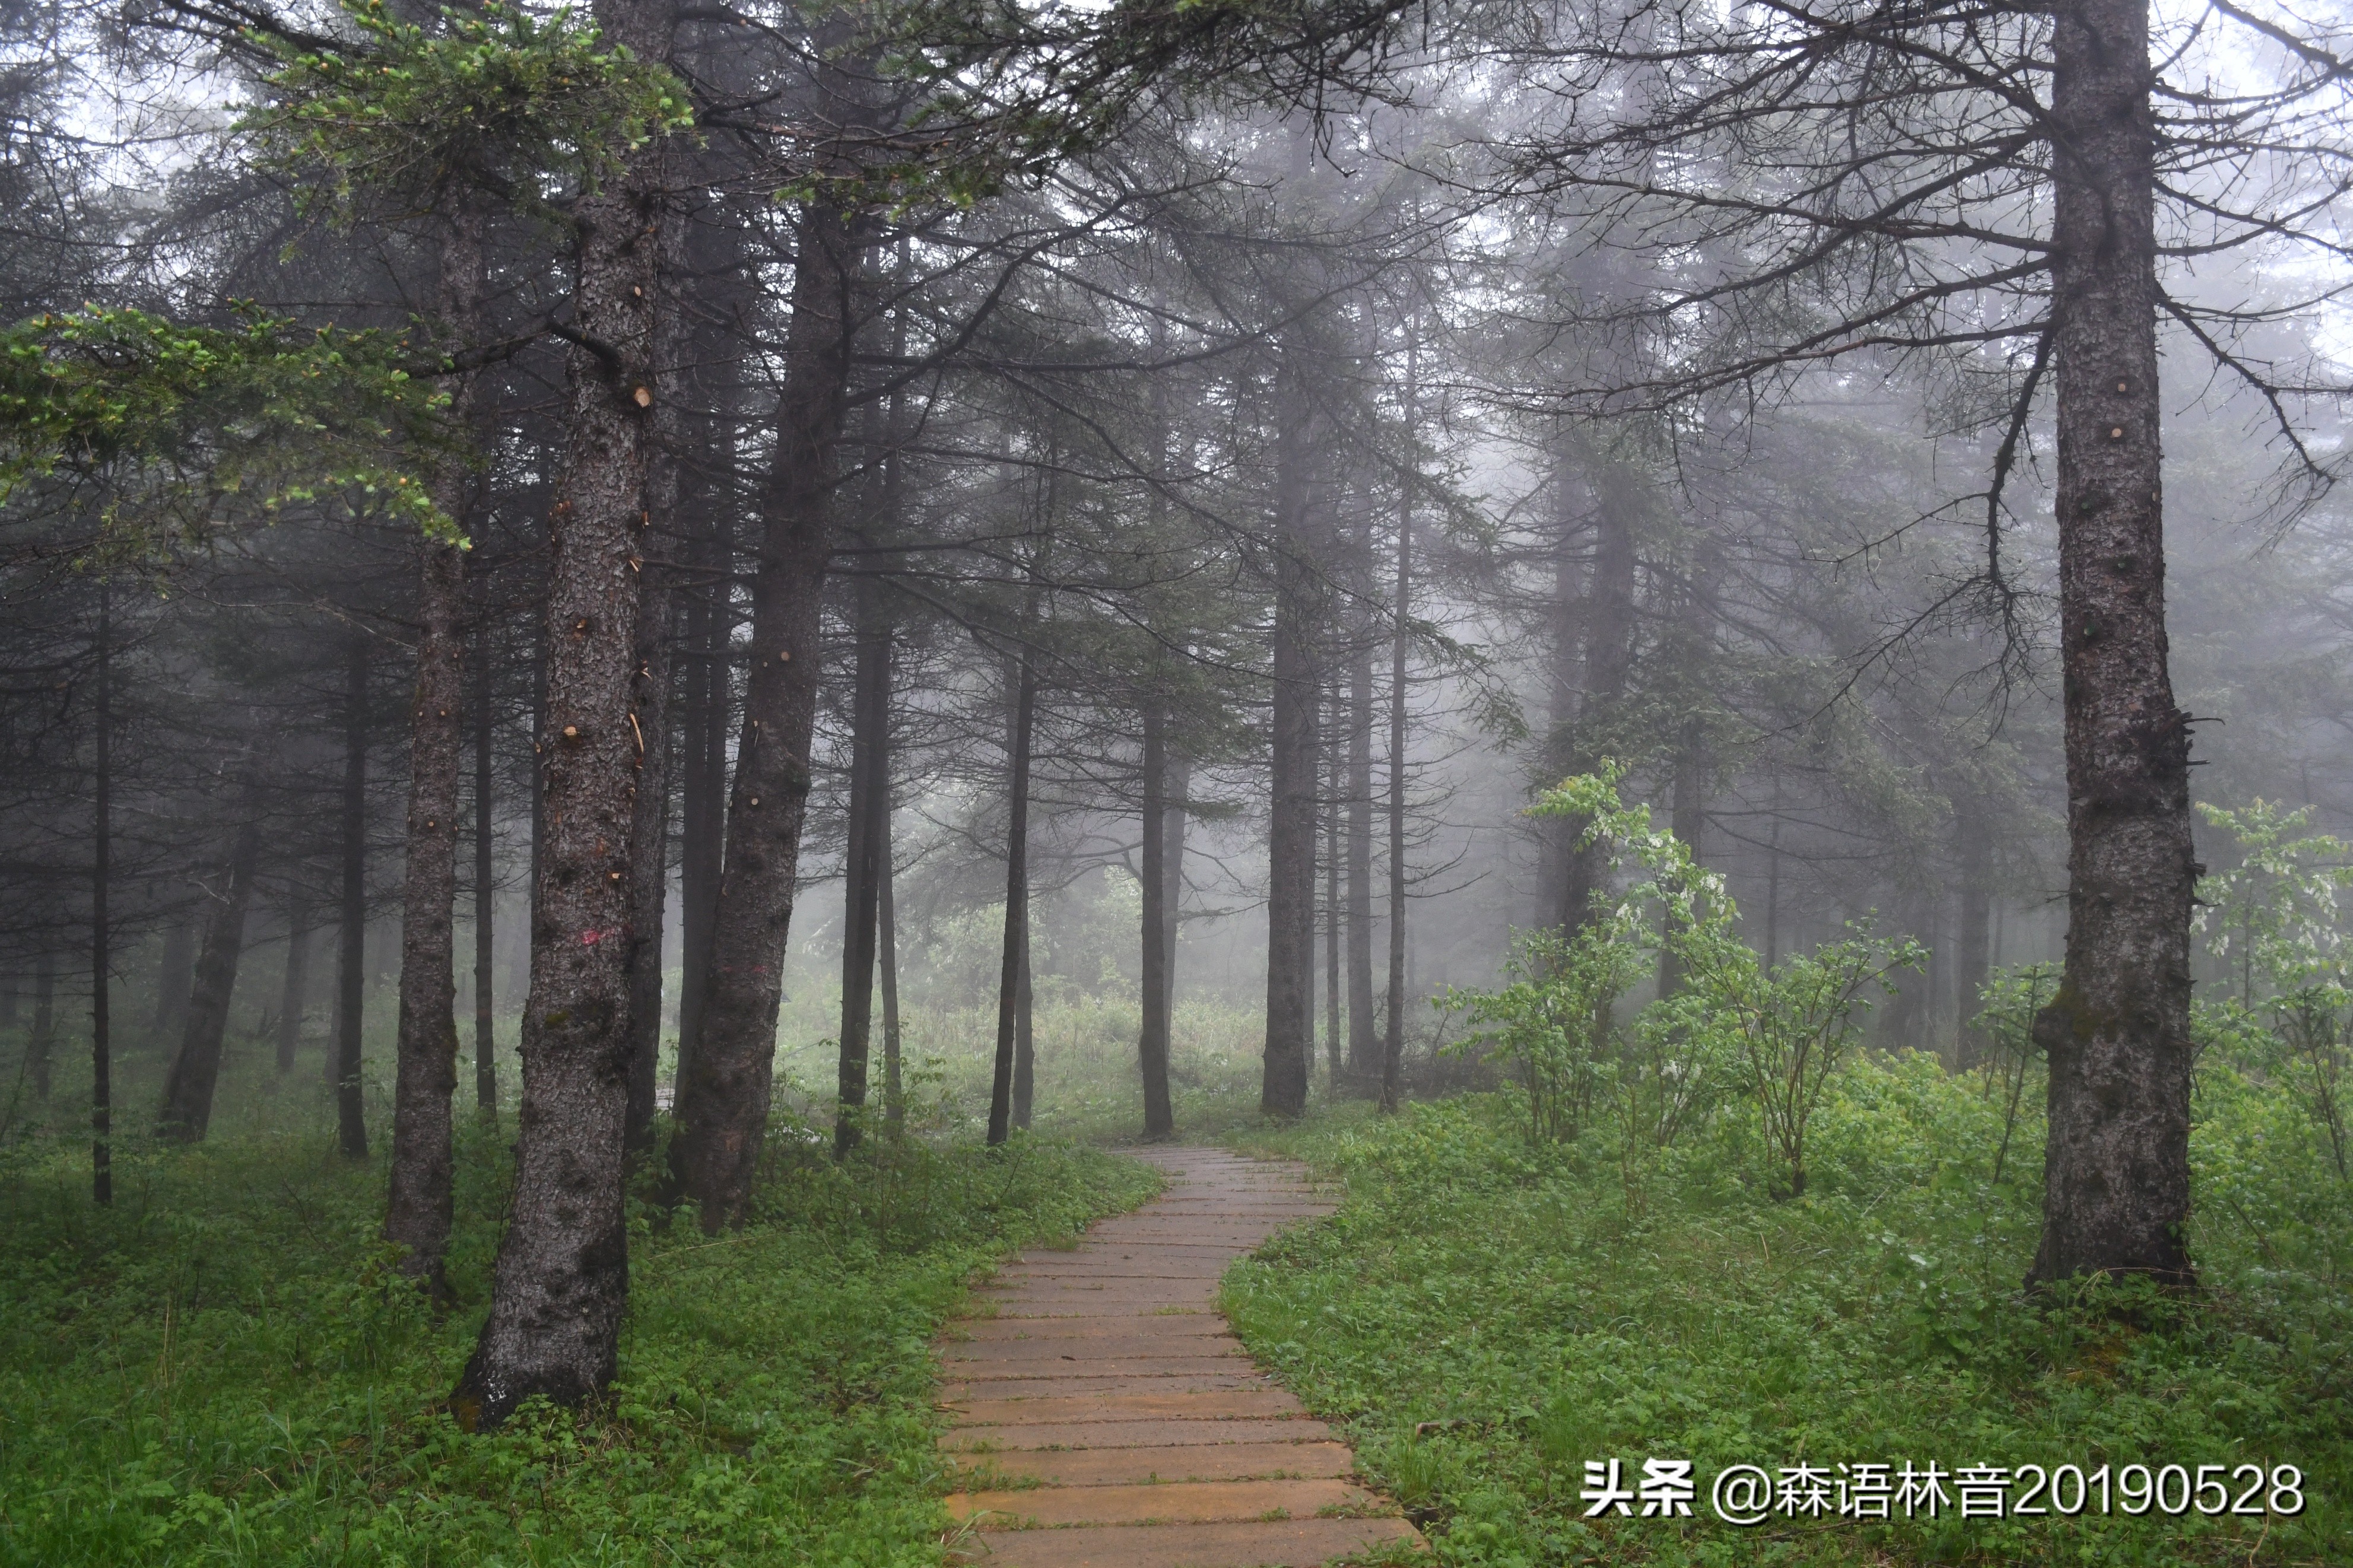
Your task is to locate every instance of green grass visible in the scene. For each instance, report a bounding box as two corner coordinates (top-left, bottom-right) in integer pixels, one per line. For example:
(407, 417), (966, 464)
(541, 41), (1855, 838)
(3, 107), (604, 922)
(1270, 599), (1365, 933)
(0, 1111), (1161, 1566)
(1221, 1052), (2352, 1566)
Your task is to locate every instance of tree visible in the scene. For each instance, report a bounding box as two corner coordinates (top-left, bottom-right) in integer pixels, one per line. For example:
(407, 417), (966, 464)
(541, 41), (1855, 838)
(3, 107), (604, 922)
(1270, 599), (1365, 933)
(1464, 0), (2353, 1289)
(447, 0), (687, 1424)
(155, 815), (262, 1141)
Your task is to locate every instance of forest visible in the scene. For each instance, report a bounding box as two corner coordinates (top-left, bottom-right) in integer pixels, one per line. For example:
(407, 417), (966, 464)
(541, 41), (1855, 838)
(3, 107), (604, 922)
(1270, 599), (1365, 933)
(0, 0), (2349, 1561)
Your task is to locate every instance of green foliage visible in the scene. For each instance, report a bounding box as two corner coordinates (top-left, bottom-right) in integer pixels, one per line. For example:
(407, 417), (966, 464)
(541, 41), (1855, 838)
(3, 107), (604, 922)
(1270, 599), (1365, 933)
(2189, 801), (2353, 1174)
(1456, 925), (1641, 1146)
(2193, 799), (2353, 1004)
(778, 0), (1420, 210)
(0, 1119), (1158, 1565)
(1479, 768), (1922, 1205)
(1972, 962), (2057, 1186)
(1698, 928), (1923, 1200)
(0, 306), (455, 554)
(1223, 1059), (2350, 1566)
(2265, 984), (2351, 1180)
(245, 0), (694, 222)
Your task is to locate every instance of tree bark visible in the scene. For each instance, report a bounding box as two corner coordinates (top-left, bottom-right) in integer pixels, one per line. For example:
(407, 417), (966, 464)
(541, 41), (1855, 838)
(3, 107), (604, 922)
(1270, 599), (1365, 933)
(1346, 635), (1376, 1079)
(665, 199), (867, 1227)
(1138, 701), (1176, 1138)
(91, 584), (110, 1204)
(674, 551), (725, 1089)
(834, 577), (890, 1157)
(28, 950), (54, 1101)
(878, 736), (903, 1129)
(2027, 0), (2196, 1290)
(385, 200), (483, 1290)
(454, 0), (678, 1425)
(153, 922), (195, 1052)
(334, 638), (371, 1159)
(528, 612), (548, 936)
(473, 626), (497, 1110)
(1557, 459), (1640, 933)
(1381, 342), (1414, 1115)
(157, 819), (262, 1143)
(1013, 907), (1036, 1130)
(1263, 349), (1323, 1121)
(1323, 691), (1341, 1086)
(622, 579), (673, 1154)
(1536, 443), (1586, 929)
(989, 645), (1039, 1146)
(624, 193), (690, 1156)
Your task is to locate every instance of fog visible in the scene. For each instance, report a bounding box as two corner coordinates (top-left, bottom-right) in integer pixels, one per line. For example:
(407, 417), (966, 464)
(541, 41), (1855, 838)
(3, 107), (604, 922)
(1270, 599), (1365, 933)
(1, 2), (2351, 1525)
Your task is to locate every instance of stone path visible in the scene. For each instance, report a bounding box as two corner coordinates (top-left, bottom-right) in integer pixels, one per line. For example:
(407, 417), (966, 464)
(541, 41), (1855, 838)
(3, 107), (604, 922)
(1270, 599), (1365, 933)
(939, 1146), (1421, 1567)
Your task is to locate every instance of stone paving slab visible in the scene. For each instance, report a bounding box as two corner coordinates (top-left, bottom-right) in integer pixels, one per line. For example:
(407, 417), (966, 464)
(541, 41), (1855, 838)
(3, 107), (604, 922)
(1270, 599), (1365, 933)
(941, 1147), (1420, 1566)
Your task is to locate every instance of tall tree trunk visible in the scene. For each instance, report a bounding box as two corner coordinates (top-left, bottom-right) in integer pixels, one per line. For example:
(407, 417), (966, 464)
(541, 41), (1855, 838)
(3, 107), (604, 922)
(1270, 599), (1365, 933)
(1323, 687), (1341, 1086)
(666, 198), (868, 1227)
(28, 950), (54, 1101)
(1557, 459), (1641, 933)
(666, 163), (747, 1101)
(153, 923), (195, 1052)
(334, 638), (371, 1159)
(528, 614), (548, 926)
(1138, 701), (1176, 1139)
(473, 626), (497, 1110)
(1346, 635), (1376, 1080)
(1164, 757), (1187, 997)
(385, 196), (484, 1292)
(1013, 914), (1036, 1129)
(621, 583), (672, 1154)
(878, 739), (903, 1130)
(1536, 443), (1585, 928)
(278, 900), (310, 1074)
(454, 0), (678, 1424)
(989, 645), (1038, 1145)
(834, 577), (889, 1157)
(1954, 797), (1993, 1068)
(91, 584), (110, 1204)
(1381, 342), (1415, 1115)
(1263, 348), (1323, 1121)
(157, 819), (263, 1143)
(624, 196), (690, 1156)
(2028, 0), (2193, 1288)
(674, 556), (725, 1089)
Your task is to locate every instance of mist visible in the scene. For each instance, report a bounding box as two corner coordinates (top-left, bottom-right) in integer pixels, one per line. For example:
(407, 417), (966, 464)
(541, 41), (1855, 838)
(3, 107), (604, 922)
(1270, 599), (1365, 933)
(2, 0), (2348, 1558)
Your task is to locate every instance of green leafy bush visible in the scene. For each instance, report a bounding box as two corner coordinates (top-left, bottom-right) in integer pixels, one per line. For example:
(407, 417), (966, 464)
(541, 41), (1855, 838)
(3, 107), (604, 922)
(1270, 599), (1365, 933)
(1465, 769), (1920, 1206)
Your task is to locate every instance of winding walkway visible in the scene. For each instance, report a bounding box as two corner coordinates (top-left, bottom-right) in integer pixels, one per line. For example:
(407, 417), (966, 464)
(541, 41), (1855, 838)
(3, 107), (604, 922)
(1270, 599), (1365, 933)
(940, 1146), (1421, 1567)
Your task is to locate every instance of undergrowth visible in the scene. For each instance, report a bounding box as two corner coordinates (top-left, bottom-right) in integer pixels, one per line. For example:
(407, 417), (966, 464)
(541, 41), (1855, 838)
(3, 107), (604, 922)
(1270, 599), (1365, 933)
(1225, 1051), (2351, 1566)
(0, 1115), (1160, 1566)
